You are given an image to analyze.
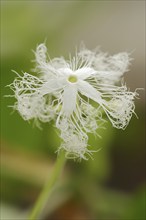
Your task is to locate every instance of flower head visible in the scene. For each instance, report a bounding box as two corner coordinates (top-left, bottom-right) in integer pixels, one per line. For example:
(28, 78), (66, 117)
(10, 43), (138, 160)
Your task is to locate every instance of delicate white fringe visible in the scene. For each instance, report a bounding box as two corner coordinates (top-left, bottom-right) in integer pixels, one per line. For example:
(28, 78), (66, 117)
(9, 43), (138, 160)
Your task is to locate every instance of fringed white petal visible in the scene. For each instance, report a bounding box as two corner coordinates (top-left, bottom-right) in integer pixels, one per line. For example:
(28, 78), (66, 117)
(16, 94), (38, 120)
(59, 134), (89, 160)
(57, 122), (94, 160)
(35, 44), (69, 79)
(78, 80), (102, 104)
(62, 85), (77, 116)
(16, 93), (55, 123)
(78, 45), (131, 84)
(75, 67), (96, 80)
(107, 52), (131, 73)
(40, 78), (66, 96)
(101, 89), (137, 129)
(11, 72), (43, 96)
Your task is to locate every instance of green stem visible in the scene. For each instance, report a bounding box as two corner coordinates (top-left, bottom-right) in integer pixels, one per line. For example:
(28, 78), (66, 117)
(28, 151), (66, 220)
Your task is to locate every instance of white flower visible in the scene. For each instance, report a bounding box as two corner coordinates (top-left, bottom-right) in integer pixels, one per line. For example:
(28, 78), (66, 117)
(10, 43), (138, 160)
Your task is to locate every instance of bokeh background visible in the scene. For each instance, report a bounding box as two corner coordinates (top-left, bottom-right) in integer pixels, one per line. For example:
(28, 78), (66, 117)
(1, 1), (145, 219)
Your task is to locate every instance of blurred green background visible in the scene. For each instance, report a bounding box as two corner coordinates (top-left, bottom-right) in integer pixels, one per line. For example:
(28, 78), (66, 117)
(1, 1), (145, 219)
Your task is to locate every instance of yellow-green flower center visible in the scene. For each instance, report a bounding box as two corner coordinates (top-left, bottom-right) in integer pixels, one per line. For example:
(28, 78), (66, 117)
(68, 75), (78, 83)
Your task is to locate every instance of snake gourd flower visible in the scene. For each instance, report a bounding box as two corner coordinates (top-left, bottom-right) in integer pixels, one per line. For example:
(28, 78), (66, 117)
(10, 43), (138, 160)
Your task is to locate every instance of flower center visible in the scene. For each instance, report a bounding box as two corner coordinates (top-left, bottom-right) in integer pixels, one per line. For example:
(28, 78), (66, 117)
(68, 75), (78, 83)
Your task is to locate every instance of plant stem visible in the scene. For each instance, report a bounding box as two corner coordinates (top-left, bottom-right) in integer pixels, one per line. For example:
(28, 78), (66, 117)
(28, 151), (66, 220)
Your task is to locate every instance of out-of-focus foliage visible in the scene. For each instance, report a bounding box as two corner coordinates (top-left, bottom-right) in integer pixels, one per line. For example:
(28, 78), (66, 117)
(1, 1), (145, 220)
